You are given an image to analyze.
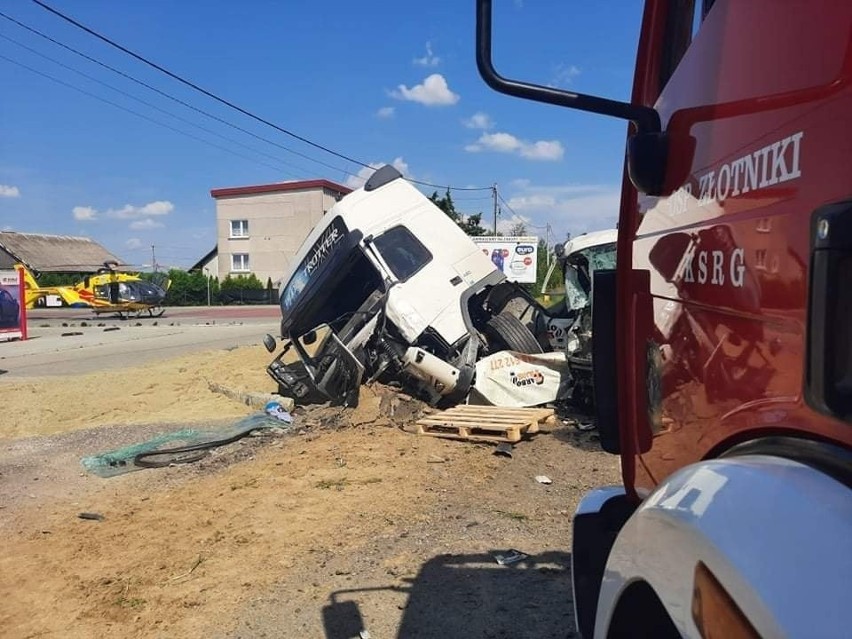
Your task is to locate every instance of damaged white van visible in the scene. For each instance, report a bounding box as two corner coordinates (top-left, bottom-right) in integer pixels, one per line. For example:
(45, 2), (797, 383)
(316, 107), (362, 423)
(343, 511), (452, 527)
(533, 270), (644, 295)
(263, 165), (545, 406)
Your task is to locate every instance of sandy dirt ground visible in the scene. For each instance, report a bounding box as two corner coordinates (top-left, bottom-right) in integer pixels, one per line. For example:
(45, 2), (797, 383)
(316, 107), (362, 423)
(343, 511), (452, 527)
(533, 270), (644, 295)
(0, 345), (274, 439)
(0, 342), (618, 638)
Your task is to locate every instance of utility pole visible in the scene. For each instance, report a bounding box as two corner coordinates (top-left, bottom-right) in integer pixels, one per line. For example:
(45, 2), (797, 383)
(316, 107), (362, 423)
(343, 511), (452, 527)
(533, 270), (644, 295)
(492, 183), (498, 235)
(151, 244), (157, 272)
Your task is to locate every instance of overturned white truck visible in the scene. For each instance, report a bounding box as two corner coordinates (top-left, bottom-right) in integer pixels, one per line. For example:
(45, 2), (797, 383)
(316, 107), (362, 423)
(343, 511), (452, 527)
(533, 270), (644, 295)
(265, 166), (616, 405)
(263, 165), (548, 407)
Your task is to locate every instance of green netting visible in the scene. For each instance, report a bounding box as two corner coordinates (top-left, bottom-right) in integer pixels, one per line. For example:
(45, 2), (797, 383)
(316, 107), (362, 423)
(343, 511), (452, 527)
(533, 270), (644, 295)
(81, 413), (291, 478)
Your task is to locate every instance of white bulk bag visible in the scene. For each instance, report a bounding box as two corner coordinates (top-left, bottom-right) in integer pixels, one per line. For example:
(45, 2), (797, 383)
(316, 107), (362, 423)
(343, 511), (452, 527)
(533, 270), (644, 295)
(473, 350), (572, 407)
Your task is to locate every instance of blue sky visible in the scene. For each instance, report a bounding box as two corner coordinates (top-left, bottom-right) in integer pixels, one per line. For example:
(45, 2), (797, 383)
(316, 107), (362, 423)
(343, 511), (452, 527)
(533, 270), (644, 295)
(0, 1), (643, 269)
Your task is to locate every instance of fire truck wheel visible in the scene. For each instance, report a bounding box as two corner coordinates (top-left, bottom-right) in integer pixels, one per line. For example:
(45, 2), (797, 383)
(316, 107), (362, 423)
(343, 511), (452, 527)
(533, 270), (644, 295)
(485, 312), (544, 354)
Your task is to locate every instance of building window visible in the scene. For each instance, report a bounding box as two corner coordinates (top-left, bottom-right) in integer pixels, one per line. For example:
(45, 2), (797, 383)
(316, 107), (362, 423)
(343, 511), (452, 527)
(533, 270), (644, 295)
(230, 219), (249, 238)
(232, 253), (250, 272)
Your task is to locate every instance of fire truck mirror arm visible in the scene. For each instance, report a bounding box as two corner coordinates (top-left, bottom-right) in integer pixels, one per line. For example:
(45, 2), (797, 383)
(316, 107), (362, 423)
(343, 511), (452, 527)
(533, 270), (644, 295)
(475, 0), (661, 136)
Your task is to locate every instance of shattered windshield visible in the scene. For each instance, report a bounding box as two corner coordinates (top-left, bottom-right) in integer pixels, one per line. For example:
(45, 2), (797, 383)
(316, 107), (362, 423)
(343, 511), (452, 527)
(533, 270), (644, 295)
(279, 217), (374, 335)
(283, 246), (382, 336)
(565, 242), (617, 311)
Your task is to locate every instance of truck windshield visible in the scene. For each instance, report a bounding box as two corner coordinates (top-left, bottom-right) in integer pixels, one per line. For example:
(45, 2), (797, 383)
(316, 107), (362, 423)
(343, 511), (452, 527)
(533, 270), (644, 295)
(565, 242), (617, 311)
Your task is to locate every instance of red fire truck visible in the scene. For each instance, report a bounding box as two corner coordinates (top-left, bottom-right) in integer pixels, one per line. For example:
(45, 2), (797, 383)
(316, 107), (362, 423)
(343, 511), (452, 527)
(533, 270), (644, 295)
(477, 1), (851, 637)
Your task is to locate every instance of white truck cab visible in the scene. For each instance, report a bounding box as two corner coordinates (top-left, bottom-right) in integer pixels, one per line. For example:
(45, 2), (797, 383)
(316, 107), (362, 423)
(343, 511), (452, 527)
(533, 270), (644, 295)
(266, 165), (544, 406)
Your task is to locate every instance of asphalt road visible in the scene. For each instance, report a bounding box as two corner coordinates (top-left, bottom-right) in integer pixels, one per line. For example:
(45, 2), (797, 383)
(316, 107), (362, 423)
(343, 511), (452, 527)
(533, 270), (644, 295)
(0, 306), (281, 379)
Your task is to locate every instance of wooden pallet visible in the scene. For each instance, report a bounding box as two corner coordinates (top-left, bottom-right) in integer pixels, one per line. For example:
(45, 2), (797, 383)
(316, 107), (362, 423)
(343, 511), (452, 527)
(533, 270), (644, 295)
(415, 405), (555, 443)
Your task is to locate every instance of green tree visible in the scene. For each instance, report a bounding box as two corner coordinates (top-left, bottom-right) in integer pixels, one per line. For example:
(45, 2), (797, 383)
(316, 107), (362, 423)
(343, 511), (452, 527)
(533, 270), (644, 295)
(220, 273), (264, 290)
(160, 268), (211, 306)
(429, 190), (490, 236)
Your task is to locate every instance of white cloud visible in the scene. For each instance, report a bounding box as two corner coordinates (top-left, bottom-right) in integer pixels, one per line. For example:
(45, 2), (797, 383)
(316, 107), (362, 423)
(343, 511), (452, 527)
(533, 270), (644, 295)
(107, 200), (174, 219)
(376, 106), (395, 119)
(71, 199), (174, 224)
(519, 140), (564, 161)
(549, 63), (581, 88)
(2, 225), (13, 231)
(73, 205), (98, 221)
(506, 182), (620, 237)
(345, 157), (410, 189)
(391, 74), (459, 106)
(0, 184), (20, 198)
(465, 132), (521, 153)
(125, 238), (143, 249)
(413, 42), (441, 67)
(129, 218), (165, 230)
(465, 131), (564, 161)
(462, 111), (494, 130)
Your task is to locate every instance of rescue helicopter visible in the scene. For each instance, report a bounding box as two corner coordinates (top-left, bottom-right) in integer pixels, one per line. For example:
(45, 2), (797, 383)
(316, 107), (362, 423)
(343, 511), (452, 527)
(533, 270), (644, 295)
(19, 260), (170, 319)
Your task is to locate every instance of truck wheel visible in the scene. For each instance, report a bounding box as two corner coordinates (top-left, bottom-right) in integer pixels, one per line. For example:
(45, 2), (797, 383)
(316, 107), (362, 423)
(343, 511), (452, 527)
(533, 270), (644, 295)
(485, 312), (544, 354)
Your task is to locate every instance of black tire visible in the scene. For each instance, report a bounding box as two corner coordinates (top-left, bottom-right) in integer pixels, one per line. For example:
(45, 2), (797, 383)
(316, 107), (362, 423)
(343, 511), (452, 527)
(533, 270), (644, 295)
(484, 312), (543, 354)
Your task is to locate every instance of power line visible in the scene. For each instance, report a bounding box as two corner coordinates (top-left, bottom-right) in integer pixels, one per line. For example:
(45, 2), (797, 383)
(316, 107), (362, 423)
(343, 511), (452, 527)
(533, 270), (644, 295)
(497, 190), (549, 231)
(30, 0), (371, 170)
(496, 191), (520, 218)
(0, 31), (315, 180)
(0, 10), (360, 180)
(23, 2), (495, 193)
(0, 53), (303, 174)
(411, 179), (492, 192)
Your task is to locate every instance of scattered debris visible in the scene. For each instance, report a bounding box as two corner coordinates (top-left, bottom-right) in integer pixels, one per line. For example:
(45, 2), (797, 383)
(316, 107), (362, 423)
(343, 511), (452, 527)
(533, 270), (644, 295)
(207, 381), (296, 412)
(427, 455), (446, 464)
(493, 549), (529, 565)
(81, 413), (293, 478)
(535, 475), (553, 485)
(168, 554), (205, 582)
(78, 512), (105, 521)
(493, 443), (514, 458)
(103, 326), (120, 332)
(264, 401), (293, 424)
(61, 332), (83, 337)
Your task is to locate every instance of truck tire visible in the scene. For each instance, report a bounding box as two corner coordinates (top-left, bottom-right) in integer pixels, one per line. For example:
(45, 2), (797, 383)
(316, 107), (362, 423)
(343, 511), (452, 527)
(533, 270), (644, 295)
(485, 312), (544, 354)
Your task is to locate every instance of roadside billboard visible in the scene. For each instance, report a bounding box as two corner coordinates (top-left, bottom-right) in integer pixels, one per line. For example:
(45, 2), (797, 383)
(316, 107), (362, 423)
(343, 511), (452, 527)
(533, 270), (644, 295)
(471, 236), (538, 283)
(0, 267), (26, 341)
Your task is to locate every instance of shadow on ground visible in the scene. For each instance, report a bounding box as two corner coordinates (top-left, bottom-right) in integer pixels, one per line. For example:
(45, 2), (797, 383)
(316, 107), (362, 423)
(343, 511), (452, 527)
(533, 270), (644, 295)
(322, 550), (576, 639)
(552, 426), (602, 453)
